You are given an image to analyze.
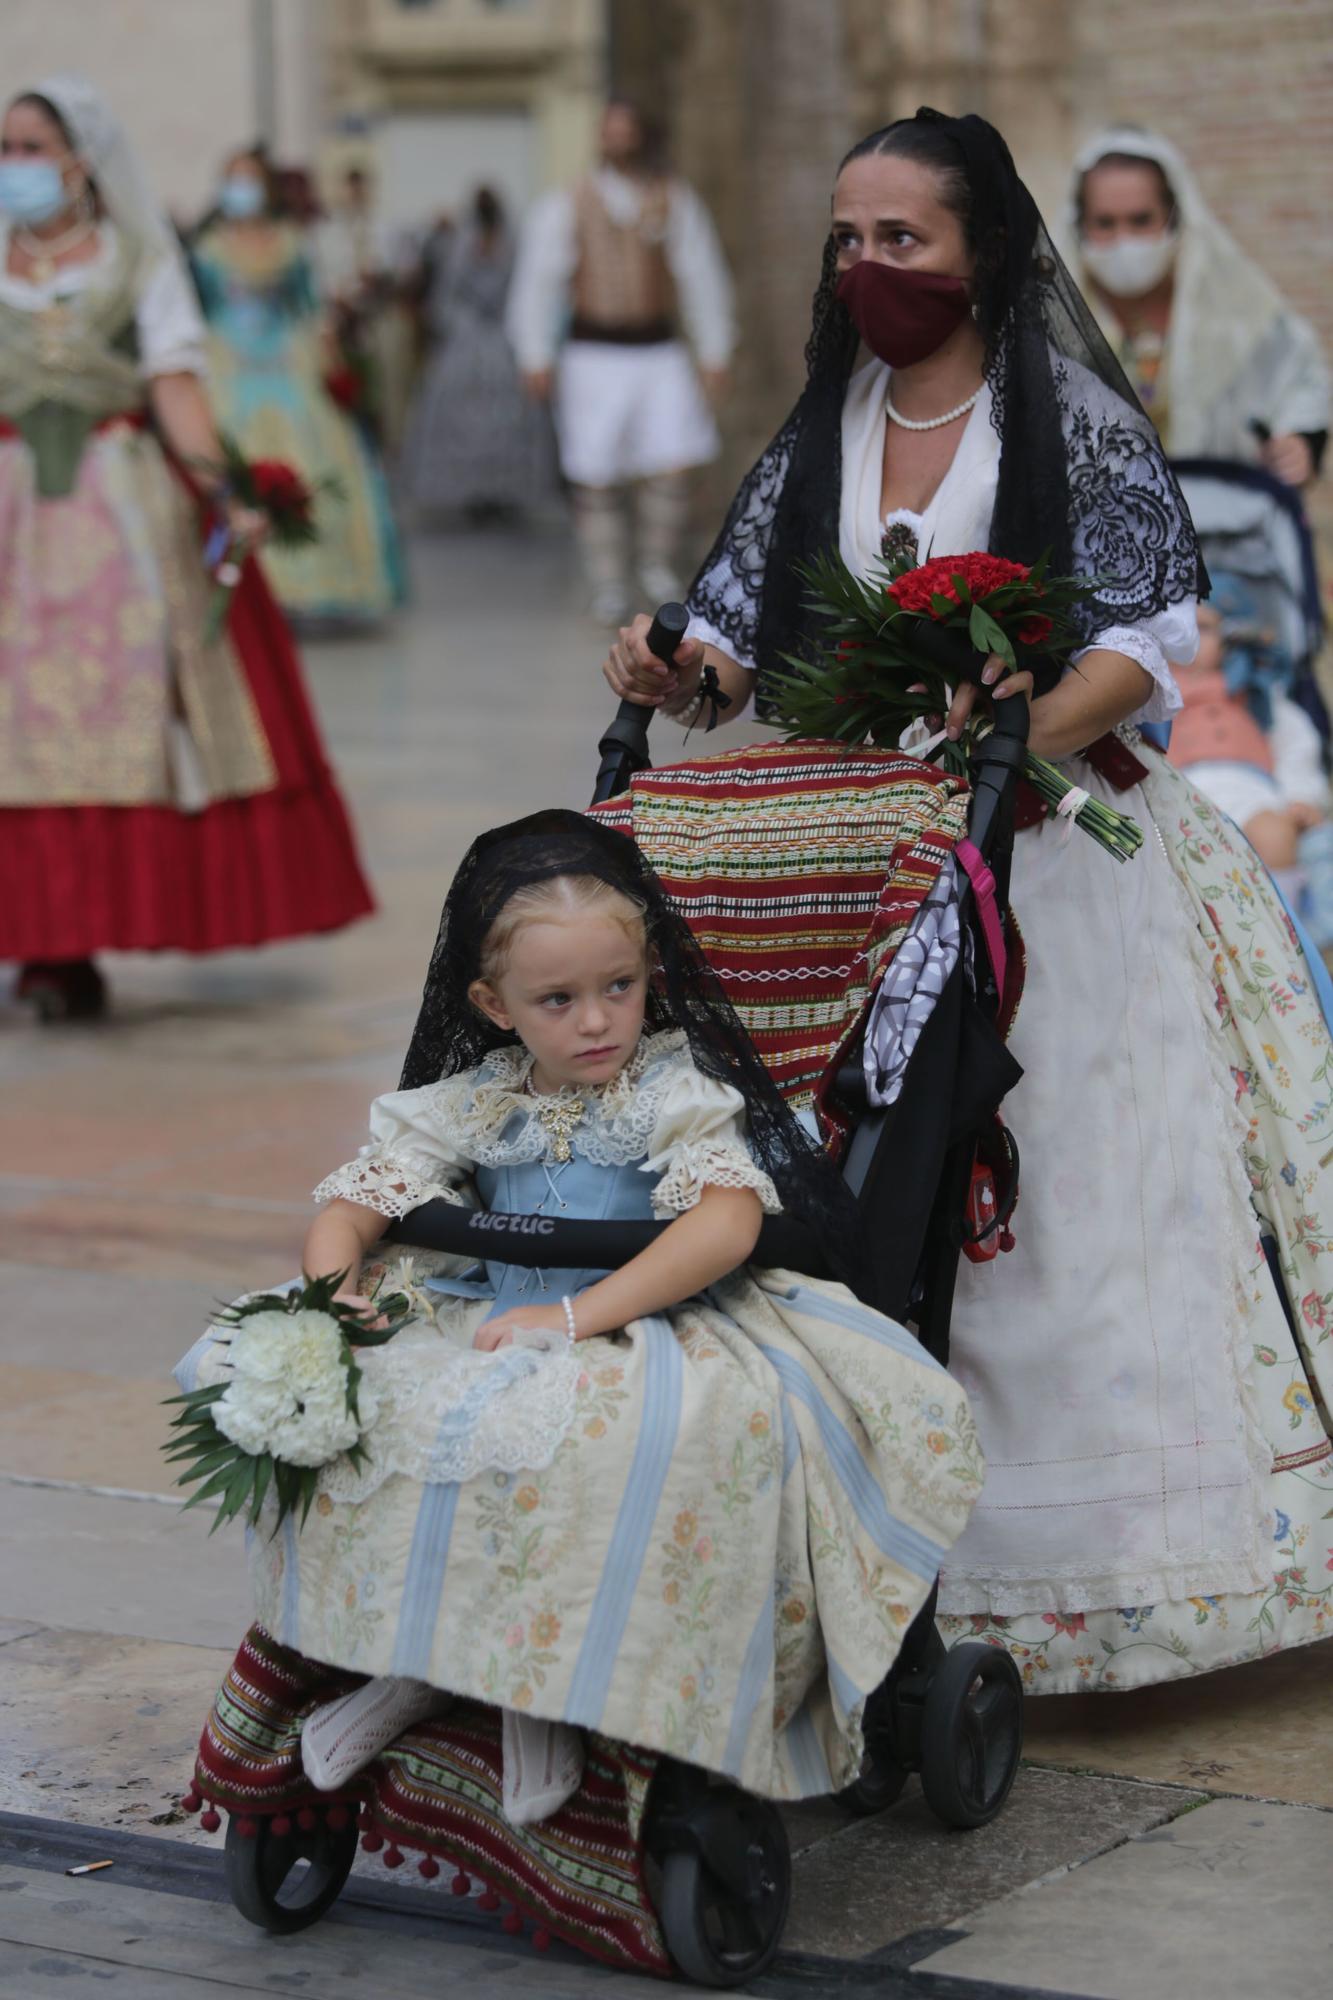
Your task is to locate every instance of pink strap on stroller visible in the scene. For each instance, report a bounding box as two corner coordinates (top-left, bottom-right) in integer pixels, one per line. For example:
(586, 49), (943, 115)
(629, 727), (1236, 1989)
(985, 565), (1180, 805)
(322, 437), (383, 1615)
(955, 839), (1006, 998)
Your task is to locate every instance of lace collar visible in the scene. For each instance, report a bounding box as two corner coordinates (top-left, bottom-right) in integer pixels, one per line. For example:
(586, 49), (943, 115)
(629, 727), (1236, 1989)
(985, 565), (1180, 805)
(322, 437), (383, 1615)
(433, 1028), (690, 1169)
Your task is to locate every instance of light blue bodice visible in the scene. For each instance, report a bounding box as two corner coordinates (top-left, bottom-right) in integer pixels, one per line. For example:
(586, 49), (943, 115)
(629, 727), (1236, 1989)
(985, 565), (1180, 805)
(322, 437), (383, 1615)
(426, 1145), (660, 1318)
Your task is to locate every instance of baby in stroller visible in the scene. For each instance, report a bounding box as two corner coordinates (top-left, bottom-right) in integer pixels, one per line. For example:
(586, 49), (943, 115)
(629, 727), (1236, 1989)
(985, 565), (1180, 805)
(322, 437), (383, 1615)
(177, 803), (989, 1979)
(1167, 569), (1327, 896)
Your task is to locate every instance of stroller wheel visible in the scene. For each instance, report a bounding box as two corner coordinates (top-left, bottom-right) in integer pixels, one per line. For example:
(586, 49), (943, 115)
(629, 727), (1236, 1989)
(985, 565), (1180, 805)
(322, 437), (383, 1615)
(918, 1642), (1024, 1830)
(656, 1790), (790, 1988)
(224, 1810), (358, 1933)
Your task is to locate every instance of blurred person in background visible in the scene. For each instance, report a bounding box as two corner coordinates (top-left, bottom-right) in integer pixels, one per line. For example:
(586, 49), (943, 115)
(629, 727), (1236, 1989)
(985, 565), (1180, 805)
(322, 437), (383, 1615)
(191, 146), (404, 624)
(274, 163), (324, 232)
(402, 184), (554, 522)
(507, 98), (735, 623)
(1068, 127), (1330, 485)
(1167, 578), (1326, 892)
(0, 76), (373, 1021)
(314, 163), (420, 458)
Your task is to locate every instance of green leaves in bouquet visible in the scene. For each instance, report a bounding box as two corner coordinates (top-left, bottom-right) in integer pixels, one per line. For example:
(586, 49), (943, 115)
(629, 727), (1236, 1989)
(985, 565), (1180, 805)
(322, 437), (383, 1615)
(162, 1382), (272, 1534)
(769, 549), (954, 749)
(161, 1268), (412, 1535)
(766, 545), (1144, 862)
(968, 601), (1015, 671)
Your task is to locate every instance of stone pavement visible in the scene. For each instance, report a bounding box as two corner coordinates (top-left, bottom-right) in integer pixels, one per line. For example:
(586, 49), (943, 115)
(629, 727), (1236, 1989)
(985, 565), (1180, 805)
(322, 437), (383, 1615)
(1, 525), (1330, 1996)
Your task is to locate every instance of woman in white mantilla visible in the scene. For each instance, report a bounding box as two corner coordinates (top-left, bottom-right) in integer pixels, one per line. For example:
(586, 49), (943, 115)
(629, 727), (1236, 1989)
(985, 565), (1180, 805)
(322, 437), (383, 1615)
(1066, 125), (1330, 487)
(603, 109), (1333, 1693)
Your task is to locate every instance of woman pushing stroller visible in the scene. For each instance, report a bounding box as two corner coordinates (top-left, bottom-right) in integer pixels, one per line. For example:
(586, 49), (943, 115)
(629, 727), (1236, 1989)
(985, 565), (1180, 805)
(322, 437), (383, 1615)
(605, 108), (1333, 1692)
(179, 809), (982, 1825)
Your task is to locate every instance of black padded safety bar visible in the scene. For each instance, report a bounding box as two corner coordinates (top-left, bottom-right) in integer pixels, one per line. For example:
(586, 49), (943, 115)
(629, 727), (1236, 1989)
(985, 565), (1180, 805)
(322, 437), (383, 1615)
(384, 1203), (824, 1275)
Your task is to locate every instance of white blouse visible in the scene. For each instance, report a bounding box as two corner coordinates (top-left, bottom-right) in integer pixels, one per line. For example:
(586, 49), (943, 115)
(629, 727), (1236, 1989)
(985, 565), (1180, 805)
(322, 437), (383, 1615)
(0, 221), (207, 379)
(313, 1028), (782, 1222)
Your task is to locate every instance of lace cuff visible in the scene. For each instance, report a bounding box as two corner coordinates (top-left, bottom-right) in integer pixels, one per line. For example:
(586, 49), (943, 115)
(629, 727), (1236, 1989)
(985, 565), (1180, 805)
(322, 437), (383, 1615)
(312, 1150), (473, 1222)
(1073, 624), (1183, 727)
(650, 1140), (781, 1219)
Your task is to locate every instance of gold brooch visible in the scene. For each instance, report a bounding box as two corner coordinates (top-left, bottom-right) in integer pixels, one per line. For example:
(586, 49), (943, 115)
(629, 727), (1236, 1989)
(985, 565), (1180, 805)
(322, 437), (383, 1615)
(527, 1087), (586, 1164)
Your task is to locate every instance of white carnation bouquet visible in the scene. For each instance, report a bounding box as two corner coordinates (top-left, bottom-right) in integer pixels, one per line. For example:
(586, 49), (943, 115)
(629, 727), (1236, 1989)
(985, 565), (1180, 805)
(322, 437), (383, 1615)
(164, 1271), (412, 1531)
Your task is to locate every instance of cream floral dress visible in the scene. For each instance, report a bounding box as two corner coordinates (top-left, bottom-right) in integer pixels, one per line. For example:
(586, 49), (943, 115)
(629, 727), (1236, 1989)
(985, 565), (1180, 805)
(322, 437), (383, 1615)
(178, 1031), (983, 1798)
(941, 757), (1333, 1689)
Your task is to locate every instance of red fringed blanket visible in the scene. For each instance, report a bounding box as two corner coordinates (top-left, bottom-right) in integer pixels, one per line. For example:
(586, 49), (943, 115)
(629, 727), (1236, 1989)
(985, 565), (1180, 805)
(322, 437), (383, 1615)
(189, 1625), (670, 1975)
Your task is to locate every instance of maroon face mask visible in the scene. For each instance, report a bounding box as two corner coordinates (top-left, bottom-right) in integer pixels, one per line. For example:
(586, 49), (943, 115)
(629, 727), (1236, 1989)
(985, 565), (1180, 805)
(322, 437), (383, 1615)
(836, 260), (973, 368)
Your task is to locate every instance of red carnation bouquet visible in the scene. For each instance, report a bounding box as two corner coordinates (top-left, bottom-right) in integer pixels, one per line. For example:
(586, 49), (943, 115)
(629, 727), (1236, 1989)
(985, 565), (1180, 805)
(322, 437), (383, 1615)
(198, 435), (343, 641)
(771, 547), (1144, 860)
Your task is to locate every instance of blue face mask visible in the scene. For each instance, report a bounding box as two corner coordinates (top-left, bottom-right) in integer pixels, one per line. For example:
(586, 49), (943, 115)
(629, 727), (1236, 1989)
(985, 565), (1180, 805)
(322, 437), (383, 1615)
(218, 176), (265, 220)
(0, 158), (69, 226)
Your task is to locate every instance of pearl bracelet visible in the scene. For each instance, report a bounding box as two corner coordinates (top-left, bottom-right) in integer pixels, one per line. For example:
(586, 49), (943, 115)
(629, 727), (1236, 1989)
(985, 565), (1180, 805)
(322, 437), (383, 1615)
(560, 1294), (578, 1344)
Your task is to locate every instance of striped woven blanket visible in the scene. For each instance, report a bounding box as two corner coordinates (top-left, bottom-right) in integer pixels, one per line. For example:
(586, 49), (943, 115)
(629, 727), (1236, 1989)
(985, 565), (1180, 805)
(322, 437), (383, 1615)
(191, 1624), (670, 1974)
(589, 738), (969, 1143)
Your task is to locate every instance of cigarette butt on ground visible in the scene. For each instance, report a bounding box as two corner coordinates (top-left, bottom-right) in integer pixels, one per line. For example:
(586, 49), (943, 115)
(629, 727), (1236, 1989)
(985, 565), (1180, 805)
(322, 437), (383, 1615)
(65, 1860), (114, 1876)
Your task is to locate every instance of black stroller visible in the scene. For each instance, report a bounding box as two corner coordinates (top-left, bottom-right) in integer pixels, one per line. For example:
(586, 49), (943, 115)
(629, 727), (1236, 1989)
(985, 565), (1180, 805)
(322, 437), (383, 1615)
(210, 608), (1030, 1987)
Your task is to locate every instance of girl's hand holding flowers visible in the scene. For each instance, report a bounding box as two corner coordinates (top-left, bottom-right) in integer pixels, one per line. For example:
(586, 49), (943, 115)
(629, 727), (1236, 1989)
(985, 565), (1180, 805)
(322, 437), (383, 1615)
(331, 1286), (390, 1336)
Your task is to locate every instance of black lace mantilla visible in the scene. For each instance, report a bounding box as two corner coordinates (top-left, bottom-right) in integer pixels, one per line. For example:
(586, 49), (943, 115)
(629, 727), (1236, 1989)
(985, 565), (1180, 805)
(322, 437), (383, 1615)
(1057, 359), (1199, 630)
(688, 415), (798, 672)
(398, 809), (867, 1289)
(686, 110), (1206, 707)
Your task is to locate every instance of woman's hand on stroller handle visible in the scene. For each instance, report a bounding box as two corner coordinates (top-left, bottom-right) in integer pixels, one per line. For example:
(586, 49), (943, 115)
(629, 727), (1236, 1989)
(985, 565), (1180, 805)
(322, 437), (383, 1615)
(603, 613), (706, 708)
(945, 655), (1035, 741)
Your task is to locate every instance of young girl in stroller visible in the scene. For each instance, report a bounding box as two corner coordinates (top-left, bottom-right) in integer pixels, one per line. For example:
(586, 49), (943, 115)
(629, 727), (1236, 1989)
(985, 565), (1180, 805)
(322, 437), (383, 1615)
(180, 807), (982, 1845)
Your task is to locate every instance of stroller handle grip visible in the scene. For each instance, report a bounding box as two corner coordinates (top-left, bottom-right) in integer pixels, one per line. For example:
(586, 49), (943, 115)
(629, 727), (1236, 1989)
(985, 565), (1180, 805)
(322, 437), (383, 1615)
(967, 686), (1029, 859)
(591, 601), (690, 804)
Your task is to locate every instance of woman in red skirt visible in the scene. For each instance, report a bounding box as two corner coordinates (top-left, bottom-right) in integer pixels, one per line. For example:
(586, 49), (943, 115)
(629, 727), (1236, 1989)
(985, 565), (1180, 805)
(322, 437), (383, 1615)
(0, 74), (374, 1019)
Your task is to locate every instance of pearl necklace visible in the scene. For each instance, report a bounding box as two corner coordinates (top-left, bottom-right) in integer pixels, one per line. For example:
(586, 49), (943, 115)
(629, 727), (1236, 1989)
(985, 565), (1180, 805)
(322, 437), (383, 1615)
(885, 385), (982, 432)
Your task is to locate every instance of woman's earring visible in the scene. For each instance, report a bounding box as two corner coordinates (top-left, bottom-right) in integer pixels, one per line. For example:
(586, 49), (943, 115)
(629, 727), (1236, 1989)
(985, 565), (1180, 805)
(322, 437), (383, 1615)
(971, 301), (980, 323)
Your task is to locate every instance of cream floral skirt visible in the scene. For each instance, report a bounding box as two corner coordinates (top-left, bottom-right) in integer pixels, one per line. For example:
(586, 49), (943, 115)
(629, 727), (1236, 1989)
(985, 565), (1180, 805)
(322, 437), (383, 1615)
(942, 746), (1333, 1691)
(183, 1268), (982, 1797)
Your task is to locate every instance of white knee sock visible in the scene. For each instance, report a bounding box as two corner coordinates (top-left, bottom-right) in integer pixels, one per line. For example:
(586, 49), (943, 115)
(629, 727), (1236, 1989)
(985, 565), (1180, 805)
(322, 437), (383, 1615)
(301, 1675), (452, 1792)
(633, 470), (690, 604)
(501, 1707), (585, 1828)
(570, 482), (631, 621)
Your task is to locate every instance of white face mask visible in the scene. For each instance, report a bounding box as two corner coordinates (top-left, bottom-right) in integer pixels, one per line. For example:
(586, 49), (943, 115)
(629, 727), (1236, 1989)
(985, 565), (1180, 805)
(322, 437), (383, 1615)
(1080, 229), (1179, 300)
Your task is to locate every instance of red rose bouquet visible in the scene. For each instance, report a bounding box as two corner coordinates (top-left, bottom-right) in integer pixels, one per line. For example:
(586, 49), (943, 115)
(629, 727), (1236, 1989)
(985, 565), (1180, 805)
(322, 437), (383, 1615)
(198, 435), (343, 641)
(770, 548), (1144, 861)
(322, 358), (372, 417)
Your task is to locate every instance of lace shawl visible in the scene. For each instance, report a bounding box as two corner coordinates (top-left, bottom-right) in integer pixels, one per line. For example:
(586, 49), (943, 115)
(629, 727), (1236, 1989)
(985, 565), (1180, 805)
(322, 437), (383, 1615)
(689, 353), (1202, 690)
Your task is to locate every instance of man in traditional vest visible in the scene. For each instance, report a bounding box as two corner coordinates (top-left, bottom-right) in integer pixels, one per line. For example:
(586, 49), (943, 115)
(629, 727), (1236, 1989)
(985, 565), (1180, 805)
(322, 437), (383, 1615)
(507, 100), (735, 623)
